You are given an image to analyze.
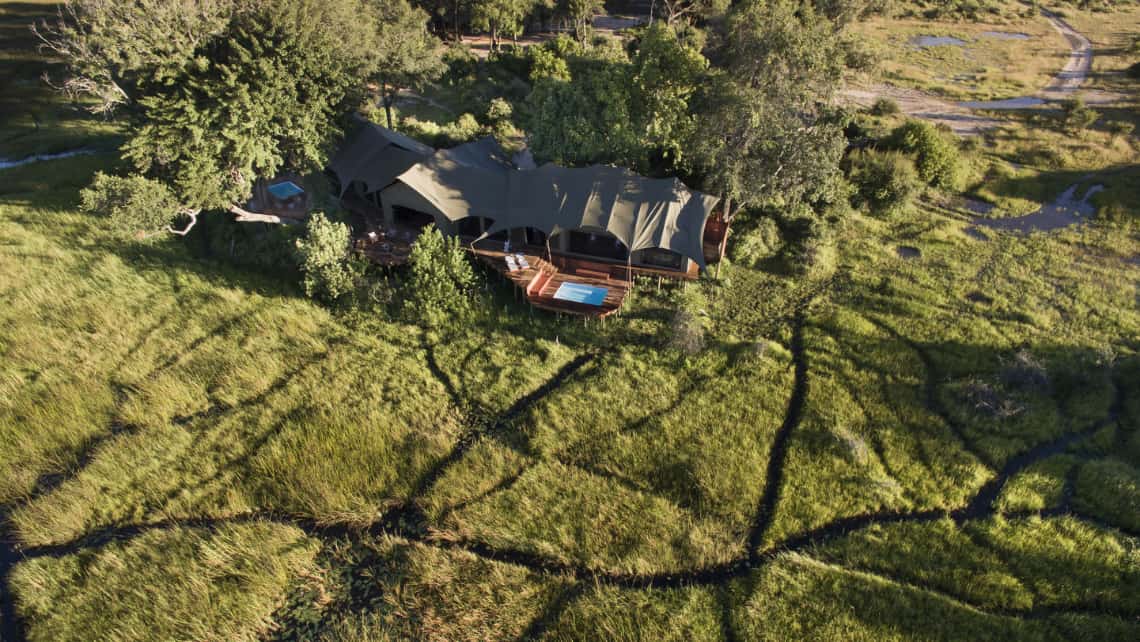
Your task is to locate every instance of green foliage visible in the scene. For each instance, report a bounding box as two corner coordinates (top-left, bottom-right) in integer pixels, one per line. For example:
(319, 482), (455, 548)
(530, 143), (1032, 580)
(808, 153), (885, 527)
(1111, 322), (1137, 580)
(45, 0), (390, 210)
(1059, 97), (1101, 133)
(471, 0), (540, 47)
(686, 0), (848, 209)
(295, 212), (357, 303)
(79, 172), (181, 237)
(629, 23), (709, 168)
(529, 45), (572, 81)
(524, 26), (707, 169)
(525, 48), (641, 166)
(373, 0), (446, 129)
(667, 284), (710, 356)
(887, 120), (965, 191)
(486, 97), (513, 123)
(731, 216), (784, 267)
(870, 97), (900, 116)
(556, 0), (605, 43)
(846, 149), (922, 214)
(405, 225), (478, 326)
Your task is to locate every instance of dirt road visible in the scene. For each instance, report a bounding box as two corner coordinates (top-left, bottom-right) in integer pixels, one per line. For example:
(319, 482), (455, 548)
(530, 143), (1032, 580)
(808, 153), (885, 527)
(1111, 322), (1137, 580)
(843, 8), (1096, 135)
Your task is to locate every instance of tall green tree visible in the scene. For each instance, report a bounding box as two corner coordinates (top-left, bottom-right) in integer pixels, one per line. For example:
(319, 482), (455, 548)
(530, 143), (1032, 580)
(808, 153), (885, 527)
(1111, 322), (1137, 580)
(471, 0), (539, 52)
(525, 42), (640, 166)
(374, 0), (446, 129)
(35, 0), (388, 236)
(556, 0), (603, 44)
(657, 0), (729, 26)
(686, 0), (849, 272)
(406, 225), (478, 326)
(296, 212), (359, 302)
(526, 30), (706, 171)
(629, 23), (708, 168)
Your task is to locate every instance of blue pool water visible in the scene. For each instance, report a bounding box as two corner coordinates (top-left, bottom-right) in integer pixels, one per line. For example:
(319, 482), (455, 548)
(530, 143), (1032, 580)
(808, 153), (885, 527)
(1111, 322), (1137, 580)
(268, 181), (305, 199)
(553, 282), (609, 306)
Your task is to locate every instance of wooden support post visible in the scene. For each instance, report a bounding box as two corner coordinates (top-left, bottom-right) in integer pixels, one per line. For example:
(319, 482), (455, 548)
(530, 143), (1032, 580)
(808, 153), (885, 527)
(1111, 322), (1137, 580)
(714, 196), (733, 280)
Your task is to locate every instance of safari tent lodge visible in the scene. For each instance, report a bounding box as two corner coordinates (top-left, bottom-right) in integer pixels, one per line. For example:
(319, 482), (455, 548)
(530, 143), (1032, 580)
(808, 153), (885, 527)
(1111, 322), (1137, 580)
(328, 123), (723, 318)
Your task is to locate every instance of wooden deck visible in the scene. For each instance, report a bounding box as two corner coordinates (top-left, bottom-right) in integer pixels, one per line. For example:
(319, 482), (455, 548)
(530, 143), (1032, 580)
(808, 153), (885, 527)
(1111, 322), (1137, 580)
(468, 240), (630, 318)
(340, 192), (691, 317)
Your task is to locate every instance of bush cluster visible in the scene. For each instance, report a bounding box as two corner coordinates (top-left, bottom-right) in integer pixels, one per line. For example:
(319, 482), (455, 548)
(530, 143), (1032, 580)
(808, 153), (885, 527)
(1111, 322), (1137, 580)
(405, 225), (478, 326)
(886, 120), (965, 191)
(731, 216), (784, 267)
(295, 212), (360, 303)
(846, 149), (922, 215)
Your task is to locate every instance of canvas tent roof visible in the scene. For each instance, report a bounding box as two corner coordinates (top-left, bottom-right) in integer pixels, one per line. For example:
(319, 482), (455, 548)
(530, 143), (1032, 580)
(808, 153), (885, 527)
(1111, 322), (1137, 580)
(327, 122), (434, 196)
(329, 124), (719, 270)
(396, 153), (718, 269)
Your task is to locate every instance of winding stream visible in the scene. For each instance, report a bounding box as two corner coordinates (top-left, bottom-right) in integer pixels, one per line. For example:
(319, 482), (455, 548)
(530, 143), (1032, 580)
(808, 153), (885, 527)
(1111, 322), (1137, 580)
(0, 148), (97, 170)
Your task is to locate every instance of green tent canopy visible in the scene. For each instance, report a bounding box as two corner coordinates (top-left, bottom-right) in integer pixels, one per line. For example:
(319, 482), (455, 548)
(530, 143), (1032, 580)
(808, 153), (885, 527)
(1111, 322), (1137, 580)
(395, 143), (718, 269)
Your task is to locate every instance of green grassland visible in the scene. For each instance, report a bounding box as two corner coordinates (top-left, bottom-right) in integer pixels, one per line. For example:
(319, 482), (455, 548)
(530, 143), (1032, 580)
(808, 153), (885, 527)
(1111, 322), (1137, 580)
(2, 2), (1140, 642)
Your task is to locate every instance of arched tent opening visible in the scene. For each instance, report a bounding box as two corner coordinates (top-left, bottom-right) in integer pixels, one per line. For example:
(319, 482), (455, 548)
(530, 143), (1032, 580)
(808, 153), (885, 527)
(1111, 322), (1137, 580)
(550, 228), (630, 262)
(456, 216), (496, 239)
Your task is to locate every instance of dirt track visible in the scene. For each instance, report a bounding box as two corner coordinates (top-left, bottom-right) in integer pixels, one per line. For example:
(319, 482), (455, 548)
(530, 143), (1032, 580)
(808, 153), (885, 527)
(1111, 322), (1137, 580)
(842, 8), (1097, 135)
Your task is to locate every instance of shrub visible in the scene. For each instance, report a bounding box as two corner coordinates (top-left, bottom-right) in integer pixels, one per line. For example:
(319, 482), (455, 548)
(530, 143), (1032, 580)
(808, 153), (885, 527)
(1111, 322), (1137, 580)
(731, 216), (784, 267)
(887, 120), (964, 190)
(79, 172), (181, 237)
(295, 212), (357, 303)
(870, 97), (900, 116)
(666, 284), (708, 356)
(1128, 61), (1140, 80)
(1106, 120), (1135, 139)
(1059, 98), (1100, 132)
(846, 149), (922, 214)
(442, 113), (482, 144)
(405, 225), (478, 326)
(486, 97), (513, 124)
(529, 46), (571, 82)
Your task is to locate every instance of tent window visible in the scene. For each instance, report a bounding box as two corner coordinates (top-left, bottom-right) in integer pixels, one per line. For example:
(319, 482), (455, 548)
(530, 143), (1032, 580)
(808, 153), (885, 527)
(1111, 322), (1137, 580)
(393, 205), (436, 229)
(634, 248), (684, 270)
(456, 217), (482, 237)
(525, 228), (547, 246)
(568, 230), (628, 261)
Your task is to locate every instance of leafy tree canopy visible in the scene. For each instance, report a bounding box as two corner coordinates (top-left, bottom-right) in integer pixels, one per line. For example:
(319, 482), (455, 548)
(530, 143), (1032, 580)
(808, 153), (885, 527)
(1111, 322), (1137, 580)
(524, 27), (706, 171)
(686, 0), (849, 213)
(79, 173), (187, 238)
(471, 0), (540, 50)
(38, 0), (438, 234)
(375, 0), (447, 129)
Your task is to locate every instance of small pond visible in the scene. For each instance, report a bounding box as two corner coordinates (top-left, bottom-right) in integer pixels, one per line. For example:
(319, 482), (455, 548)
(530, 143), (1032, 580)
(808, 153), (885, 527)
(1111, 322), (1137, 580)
(910, 35), (966, 48)
(981, 31), (1032, 40)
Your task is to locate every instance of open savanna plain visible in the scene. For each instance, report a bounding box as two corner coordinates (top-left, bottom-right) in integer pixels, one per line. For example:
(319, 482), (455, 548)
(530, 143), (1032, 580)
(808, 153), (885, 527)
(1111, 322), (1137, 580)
(2, 3), (1140, 642)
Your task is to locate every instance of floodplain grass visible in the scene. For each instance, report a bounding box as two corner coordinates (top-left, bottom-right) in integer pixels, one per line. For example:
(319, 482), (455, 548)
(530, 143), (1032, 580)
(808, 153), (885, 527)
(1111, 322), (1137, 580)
(9, 522), (320, 642)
